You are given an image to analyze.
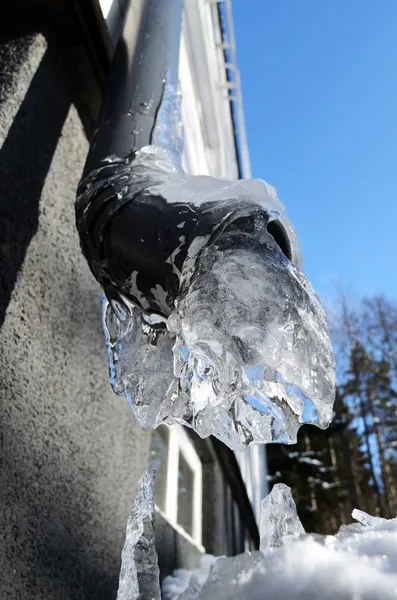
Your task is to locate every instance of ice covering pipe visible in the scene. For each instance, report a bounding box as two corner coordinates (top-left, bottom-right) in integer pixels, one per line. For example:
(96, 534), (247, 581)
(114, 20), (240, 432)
(76, 1), (336, 448)
(76, 0), (298, 316)
(77, 147), (302, 316)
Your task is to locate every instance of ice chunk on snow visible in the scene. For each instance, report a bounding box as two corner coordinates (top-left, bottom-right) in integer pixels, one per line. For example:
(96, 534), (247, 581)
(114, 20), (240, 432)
(259, 483), (305, 551)
(352, 508), (388, 527)
(179, 552), (265, 600)
(102, 147), (335, 450)
(116, 469), (160, 600)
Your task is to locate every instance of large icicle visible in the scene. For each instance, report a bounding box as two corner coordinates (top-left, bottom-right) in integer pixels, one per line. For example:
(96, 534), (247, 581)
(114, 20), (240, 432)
(116, 469), (160, 600)
(101, 147), (335, 451)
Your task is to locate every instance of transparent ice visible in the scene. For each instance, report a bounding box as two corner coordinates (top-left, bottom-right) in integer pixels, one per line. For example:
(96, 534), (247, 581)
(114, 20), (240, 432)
(116, 469), (160, 600)
(101, 146), (335, 450)
(176, 552), (265, 600)
(259, 483), (305, 551)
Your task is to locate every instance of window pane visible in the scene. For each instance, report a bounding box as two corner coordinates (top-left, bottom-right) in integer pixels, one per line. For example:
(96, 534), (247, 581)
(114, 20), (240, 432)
(149, 426), (169, 512)
(177, 452), (194, 536)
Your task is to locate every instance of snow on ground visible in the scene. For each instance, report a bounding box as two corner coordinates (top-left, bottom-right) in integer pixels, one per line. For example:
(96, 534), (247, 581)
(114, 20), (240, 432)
(162, 483), (397, 600)
(117, 471), (397, 600)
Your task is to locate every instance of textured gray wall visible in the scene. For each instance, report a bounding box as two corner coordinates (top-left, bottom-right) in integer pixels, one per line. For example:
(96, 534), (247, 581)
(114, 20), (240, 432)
(0, 34), (151, 600)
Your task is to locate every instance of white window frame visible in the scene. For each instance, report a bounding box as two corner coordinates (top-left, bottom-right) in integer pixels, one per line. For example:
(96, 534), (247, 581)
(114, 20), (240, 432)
(155, 424), (203, 547)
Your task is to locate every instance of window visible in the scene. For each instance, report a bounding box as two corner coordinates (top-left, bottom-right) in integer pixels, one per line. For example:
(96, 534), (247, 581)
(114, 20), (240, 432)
(224, 482), (248, 555)
(149, 424), (202, 545)
(150, 426), (169, 513)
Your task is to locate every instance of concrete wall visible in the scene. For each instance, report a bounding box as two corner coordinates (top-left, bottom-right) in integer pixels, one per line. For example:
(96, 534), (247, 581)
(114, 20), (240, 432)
(0, 34), (151, 600)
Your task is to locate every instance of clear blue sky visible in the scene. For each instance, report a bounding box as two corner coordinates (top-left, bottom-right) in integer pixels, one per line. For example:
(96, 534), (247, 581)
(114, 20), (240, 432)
(232, 0), (397, 302)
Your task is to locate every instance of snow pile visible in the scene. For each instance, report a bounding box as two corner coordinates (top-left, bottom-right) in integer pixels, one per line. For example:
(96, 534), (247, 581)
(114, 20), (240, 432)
(162, 555), (218, 600)
(182, 505), (397, 600)
(118, 472), (397, 600)
(102, 148), (335, 450)
(179, 521), (397, 600)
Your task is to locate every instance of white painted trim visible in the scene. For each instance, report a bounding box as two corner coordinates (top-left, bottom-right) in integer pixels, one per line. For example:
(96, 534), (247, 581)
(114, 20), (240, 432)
(183, 0), (239, 179)
(162, 424), (203, 546)
(179, 30), (211, 176)
(165, 426), (179, 523)
(98, 0), (243, 179)
(174, 425), (203, 545)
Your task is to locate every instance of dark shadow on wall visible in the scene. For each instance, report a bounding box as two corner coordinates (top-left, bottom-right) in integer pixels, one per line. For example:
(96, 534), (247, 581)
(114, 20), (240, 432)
(0, 38), (71, 328)
(0, 414), (121, 599)
(0, 36), (124, 600)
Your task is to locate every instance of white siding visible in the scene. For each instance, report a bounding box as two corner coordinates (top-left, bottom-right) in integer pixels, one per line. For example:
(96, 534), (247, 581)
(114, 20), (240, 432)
(98, 0), (239, 178)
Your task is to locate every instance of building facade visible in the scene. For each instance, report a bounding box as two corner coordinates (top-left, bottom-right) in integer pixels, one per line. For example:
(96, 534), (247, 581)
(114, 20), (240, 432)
(0, 1), (266, 598)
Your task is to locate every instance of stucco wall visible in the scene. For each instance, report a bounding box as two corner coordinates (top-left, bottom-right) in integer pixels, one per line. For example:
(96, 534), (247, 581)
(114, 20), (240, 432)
(0, 34), (152, 600)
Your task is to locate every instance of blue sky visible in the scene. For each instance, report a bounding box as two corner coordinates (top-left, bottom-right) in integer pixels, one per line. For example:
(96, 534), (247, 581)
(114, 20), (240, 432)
(232, 0), (397, 303)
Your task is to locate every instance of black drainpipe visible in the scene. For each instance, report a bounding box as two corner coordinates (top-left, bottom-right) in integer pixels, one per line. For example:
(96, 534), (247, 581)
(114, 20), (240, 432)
(83, 0), (184, 174)
(76, 0), (295, 318)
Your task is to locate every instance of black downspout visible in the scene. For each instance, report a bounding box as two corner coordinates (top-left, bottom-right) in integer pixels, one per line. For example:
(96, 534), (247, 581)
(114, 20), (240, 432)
(84, 0), (183, 174)
(76, 0), (189, 315)
(76, 0), (297, 318)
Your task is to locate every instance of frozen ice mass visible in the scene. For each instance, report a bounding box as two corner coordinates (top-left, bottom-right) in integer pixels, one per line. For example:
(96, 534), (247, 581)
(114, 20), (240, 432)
(259, 482), (305, 551)
(99, 146), (336, 450)
(122, 473), (397, 600)
(116, 470), (160, 600)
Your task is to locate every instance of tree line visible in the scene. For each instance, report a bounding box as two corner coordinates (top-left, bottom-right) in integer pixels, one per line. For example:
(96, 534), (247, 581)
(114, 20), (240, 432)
(267, 294), (397, 533)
